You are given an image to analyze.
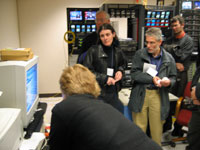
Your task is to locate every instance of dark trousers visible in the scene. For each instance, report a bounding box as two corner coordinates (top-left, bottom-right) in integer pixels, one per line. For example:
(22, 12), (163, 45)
(187, 110), (200, 150)
(98, 87), (124, 114)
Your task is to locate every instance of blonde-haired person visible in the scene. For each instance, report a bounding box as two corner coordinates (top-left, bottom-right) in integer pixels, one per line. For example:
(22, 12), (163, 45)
(59, 64), (100, 98)
(48, 64), (162, 150)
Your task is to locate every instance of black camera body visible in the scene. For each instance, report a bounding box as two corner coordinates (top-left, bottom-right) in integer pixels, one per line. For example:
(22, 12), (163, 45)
(163, 44), (181, 57)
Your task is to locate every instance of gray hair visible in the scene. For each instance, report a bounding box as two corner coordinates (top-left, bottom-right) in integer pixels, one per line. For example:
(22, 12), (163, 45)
(96, 10), (110, 20)
(145, 27), (162, 41)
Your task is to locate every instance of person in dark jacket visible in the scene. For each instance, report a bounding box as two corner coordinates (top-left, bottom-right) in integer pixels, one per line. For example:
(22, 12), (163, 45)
(128, 27), (177, 146)
(163, 15), (194, 136)
(77, 10), (110, 64)
(164, 15), (194, 97)
(48, 64), (162, 150)
(83, 23), (127, 113)
(187, 66), (200, 150)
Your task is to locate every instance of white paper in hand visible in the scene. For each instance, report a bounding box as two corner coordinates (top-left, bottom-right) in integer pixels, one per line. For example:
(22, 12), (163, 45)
(146, 67), (158, 77)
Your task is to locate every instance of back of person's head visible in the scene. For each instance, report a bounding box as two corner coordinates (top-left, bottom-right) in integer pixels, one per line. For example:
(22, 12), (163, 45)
(59, 64), (100, 98)
(97, 23), (119, 45)
(145, 27), (162, 41)
(170, 15), (185, 25)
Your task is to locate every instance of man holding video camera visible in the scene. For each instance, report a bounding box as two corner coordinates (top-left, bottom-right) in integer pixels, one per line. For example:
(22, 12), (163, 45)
(164, 15), (194, 97)
(163, 15), (194, 136)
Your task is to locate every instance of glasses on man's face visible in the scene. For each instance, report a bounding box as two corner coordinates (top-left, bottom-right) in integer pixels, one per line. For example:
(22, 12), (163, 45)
(145, 41), (156, 45)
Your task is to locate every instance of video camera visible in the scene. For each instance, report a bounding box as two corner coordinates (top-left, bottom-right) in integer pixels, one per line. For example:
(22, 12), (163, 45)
(163, 44), (181, 57)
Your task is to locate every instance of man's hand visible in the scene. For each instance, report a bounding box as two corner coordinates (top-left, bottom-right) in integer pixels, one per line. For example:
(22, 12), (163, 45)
(107, 77), (116, 86)
(191, 87), (200, 105)
(176, 63), (184, 72)
(160, 77), (171, 87)
(114, 71), (122, 82)
(153, 76), (162, 87)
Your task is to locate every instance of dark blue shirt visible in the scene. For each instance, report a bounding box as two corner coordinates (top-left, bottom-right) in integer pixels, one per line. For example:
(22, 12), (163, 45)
(149, 48), (163, 73)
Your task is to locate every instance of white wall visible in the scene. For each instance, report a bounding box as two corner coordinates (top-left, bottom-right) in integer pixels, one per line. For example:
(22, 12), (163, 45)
(1, 0), (174, 94)
(17, 0), (105, 94)
(0, 0), (20, 49)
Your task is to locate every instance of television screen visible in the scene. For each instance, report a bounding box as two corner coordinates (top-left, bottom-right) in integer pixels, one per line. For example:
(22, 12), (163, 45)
(182, 1), (192, 10)
(70, 11), (82, 21)
(85, 11), (96, 20)
(87, 29), (91, 32)
(146, 23), (150, 26)
(160, 20), (165, 26)
(92, 24), (96, 28)
(147, 11), (151, 18)
(194, 1), (200, 9)
(165, 11), (170, 19)
(160, 12), (165, 19)
(156, 20), (160, 26)
(151, 12), (156, 18)
(87, 24), (91, 31)
(26, 64), (38, 112)
(70, 25), (75, 32)
(151, 19), (156, 26)
(76, 25), (81, 32)
(81, 25), (85, 32)
(156, 12), (160, 19)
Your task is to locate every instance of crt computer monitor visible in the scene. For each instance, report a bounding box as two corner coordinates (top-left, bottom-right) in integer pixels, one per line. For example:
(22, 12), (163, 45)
(0, 56), (39, 128)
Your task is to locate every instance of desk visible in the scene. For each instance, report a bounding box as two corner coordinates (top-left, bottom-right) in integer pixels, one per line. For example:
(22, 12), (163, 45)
(19, 132), (45, 150)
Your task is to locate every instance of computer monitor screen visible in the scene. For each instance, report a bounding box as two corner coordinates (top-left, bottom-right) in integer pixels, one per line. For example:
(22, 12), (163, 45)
(182, 1), (192, 10)
(26, 64), (37, 112)
(194, 1), (200, 9)
(70, 11), (82, 21)
(85, 11), (96, 20)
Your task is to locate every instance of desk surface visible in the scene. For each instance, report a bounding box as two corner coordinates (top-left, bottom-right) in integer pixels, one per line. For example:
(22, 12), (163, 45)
(119, 88), (179, 106)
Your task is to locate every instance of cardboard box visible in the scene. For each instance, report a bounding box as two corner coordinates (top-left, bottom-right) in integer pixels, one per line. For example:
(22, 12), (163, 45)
(0, 48), (34, 61)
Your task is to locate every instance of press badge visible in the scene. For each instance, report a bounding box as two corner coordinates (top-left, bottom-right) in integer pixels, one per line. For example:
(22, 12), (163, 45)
(107, 68), (114, 76)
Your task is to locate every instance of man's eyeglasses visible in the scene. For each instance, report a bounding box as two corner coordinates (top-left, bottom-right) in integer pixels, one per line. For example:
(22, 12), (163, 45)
(145, 41), (156, 45)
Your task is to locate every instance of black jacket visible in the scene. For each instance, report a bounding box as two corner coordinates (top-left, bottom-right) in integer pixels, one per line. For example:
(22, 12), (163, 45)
(164, 34), (194, 71)
(48, 94), (162, 150)
(83, 44), (127, 95)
